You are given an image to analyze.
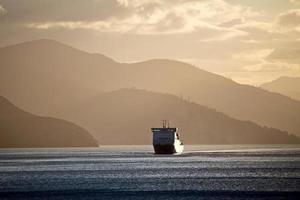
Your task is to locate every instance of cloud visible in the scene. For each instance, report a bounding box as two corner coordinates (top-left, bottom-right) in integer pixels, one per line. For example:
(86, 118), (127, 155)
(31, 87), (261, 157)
(0, 0), (131, 23)
(276, 9), (300, 28)
(231, 48), (296, 72)
(234, 21), (272, 33)
(267, 47), (300, 66)
(0, 5), (7, 16)
(23, 0), (259, 36)
(290, 0), (300, 5)
(116, 0), (161, 9)
(230, 10), (300, 43)
(117, 0), (129, 7)
(232, 48), (299, 74)
(233, 49), (274, 63)
(243, 60), (299, 72)
(199, 28), (248, 41)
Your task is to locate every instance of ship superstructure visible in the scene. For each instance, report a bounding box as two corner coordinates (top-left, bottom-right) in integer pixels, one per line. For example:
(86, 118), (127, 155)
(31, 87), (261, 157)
(151, 120), (184, 154)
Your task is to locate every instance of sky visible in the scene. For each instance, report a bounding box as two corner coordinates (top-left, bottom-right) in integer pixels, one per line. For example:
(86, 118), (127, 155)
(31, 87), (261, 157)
(0, 0), (300, 85)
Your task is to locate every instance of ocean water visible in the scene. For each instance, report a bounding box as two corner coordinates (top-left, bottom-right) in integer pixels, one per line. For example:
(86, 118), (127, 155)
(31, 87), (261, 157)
(0, 145), (300, 200)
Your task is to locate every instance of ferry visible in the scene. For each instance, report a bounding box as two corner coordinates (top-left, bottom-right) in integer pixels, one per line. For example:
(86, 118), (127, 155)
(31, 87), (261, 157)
(151, 120), (184, 154)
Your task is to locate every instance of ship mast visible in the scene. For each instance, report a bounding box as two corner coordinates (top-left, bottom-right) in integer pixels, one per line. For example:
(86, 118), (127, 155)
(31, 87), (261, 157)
(162, 120), (169, 128)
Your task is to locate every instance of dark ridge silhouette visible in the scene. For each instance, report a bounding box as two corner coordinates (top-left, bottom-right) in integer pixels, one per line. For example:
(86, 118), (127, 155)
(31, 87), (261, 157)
(261, 76), (300, 101)
(1, 39), (300, 137)
(0, 96), (98, 148)
(63, 88), (299, 145)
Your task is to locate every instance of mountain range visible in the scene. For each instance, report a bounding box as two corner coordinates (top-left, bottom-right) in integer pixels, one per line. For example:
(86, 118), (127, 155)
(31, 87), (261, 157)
(0, 39), (300, 145)
(63, 88), (298, 144)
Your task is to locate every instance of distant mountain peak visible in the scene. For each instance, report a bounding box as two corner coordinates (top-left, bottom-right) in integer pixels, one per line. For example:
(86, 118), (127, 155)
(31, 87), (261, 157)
(261, 76), (300, 101)
(0, 38), (116, 63)
(1, 38), (72, 50)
